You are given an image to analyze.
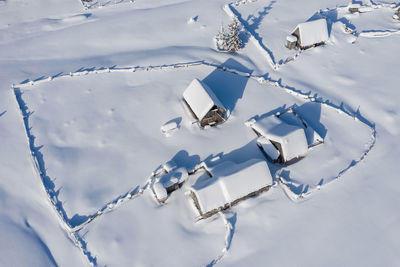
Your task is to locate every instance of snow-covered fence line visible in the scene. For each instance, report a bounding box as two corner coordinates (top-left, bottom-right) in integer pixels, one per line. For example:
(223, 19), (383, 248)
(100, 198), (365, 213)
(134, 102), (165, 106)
(12, 88), (96, 266)
(225, 0), (399, 71)
(71, 183), (148, 233)
(12, 58), (376, 227)
(247, 74), (377, 201)
(198, 62), (376, 202)
(11, 61), (205, 90)
(231, 0), (259, 8)
(208, 212), (236, 266)
(13, 88), (71, 227)
(81, 0), (134, 10)
(223, 3), (277, 70)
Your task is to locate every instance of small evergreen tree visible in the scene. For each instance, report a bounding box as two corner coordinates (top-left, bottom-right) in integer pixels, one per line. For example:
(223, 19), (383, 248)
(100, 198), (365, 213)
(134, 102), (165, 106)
(216, 18), (242, 53)
(216, 25), (228, 51)
(226, 18), (242, 53)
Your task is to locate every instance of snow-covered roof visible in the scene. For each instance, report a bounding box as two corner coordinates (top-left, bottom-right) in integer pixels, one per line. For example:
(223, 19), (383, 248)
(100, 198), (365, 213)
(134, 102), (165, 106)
(292, 19), (329, 48)
(286, 35), (297, 43)
(278, 109), (324, 147)
(183, 79), (226, 120)
(251, 116), (308, 162)
(348, 3), (361, 9)
(153, 182), (167, 202)
(257, 136), (280, 160)
(158, 167), (188, 188)
(190, 160), (273, 215)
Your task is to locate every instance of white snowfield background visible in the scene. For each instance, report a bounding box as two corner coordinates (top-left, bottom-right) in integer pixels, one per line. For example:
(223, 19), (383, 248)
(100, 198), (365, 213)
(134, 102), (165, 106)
(0, 0), (400, 266)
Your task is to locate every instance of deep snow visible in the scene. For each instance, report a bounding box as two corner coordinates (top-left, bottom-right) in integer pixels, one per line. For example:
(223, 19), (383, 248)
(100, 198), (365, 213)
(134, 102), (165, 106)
(0, 0), (399, 266)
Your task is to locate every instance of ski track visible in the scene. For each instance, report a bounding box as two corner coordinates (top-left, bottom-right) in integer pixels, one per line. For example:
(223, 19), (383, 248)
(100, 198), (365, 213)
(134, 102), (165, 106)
(10, 0), (396, 265)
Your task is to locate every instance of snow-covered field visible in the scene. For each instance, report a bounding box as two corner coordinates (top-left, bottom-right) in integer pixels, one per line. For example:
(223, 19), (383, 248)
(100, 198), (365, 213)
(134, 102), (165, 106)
(1, 0), (399, 266)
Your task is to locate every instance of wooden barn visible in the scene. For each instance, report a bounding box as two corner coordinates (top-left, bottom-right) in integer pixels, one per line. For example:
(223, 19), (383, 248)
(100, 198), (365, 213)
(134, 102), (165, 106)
(287, 19), (329, 50)
(251, 115), (308, 164)
(183, 79), (227, 127)
(189, 160), (273, 219)
(247, 108), (324, 164)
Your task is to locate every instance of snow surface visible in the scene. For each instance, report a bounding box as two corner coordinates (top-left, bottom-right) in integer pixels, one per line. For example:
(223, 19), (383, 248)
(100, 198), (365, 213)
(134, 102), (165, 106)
(1, 0), (400, 266)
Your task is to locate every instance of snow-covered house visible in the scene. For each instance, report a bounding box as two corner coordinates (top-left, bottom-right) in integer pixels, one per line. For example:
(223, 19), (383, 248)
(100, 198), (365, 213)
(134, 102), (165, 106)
(248, 115), (309, 164)
(189, 160), (273, 219)
(287, 19), (329, 49)
(183, 79), (227, 127)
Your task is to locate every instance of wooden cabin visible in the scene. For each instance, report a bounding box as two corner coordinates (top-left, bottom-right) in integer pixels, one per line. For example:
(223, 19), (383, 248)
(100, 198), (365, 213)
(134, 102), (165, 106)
(248, 115), (309, 164)
(247, 108), (324, 164)
(348, 4), (361, 13)
(189, 160), (273, 219)
(289, 19), (329, 49)
(183, 79), (227, 127)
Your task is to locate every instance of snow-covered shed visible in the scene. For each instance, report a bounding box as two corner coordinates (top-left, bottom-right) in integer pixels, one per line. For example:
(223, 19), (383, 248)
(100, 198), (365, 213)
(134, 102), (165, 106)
(249, 115), (308, 163)
(183, 79), (227, 127)
(348, 3), (361, 13)
(278, 108), (324, 147)
(189, 160), (273, 219)
(152, 161), (189, 203)
(290, 19), (329, 49)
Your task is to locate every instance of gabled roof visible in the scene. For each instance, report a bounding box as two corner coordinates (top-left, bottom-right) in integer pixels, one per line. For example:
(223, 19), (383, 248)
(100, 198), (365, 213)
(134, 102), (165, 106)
(292, 19), (329, 47)
(190, 160), (273, 215)
(251, 116), (308, 162)
(183, 79), (226, 120)
(278, 109), (324, 147)
(257, 136), (280, 161)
